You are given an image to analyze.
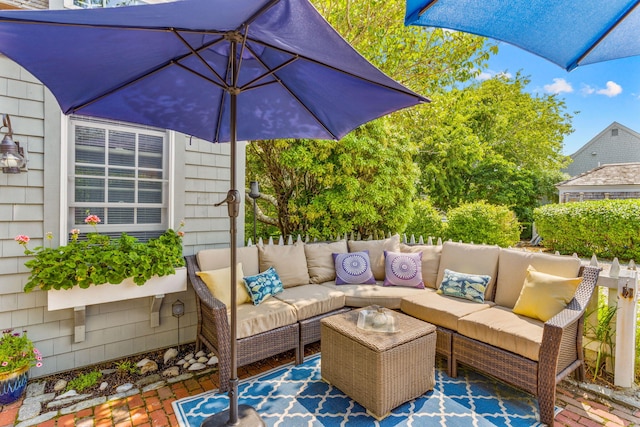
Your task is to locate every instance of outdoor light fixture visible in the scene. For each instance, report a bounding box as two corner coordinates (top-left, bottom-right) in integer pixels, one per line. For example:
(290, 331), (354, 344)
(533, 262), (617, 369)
(0, 114), (26, 174)
(248, 181), (260, 244)
(172, 299), (185, 318)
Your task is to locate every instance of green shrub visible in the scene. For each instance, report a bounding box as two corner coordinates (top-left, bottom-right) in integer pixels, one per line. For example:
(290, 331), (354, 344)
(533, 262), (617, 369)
(404, 199), (445, 240)
(444, 201), (520, 247)
(534, 199), (640, 260)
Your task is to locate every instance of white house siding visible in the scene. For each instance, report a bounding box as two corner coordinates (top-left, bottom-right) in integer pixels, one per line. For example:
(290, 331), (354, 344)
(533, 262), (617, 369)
(565, 122), (640, 177)
(0, 56), (243, 377)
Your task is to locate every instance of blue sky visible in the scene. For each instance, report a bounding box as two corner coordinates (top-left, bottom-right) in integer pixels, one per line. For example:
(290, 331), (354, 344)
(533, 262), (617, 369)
(483, 43), (640, 155)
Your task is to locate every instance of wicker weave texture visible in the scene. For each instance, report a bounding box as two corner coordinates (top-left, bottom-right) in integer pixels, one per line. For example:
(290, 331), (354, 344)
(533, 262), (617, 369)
(321, 309), (436, 419)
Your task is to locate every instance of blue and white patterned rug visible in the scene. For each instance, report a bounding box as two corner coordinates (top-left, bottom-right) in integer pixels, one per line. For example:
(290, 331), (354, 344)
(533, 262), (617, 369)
(173, 354), (554, 426)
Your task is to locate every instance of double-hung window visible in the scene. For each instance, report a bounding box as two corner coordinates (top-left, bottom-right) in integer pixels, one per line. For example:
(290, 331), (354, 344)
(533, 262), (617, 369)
(69, 117), (170, 241)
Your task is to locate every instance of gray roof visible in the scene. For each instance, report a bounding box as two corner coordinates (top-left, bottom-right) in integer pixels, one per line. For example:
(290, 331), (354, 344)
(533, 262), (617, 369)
(557, 162), (640, 187)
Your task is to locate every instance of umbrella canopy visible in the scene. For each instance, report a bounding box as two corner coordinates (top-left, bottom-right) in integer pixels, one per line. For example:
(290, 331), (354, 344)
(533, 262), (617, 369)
(0, 0), (426, 142)
(405, 0), (640, 71)
(0, 0), (426, 424)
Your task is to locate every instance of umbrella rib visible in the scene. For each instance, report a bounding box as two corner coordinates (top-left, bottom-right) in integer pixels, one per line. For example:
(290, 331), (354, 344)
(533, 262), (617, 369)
(241, 0), (282, 28)
(418, 0), (439, 16)
(239, 57), (299, 91)
(243, 44), (337, 139)
(69, 61), (175, 113)
(247, 37), (428, 102)
(172, 29), (228, 88)
(571, 0), (640, 69)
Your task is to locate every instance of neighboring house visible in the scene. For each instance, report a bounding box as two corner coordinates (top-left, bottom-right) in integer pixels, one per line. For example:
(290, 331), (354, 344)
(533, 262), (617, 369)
(0, 2), (244, 377)
(564, 122), (640, 177)
(557, 163), (640, 203)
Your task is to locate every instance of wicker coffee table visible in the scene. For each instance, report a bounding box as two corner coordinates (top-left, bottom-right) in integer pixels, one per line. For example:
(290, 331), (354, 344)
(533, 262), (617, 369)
(320, 307), (436, 420)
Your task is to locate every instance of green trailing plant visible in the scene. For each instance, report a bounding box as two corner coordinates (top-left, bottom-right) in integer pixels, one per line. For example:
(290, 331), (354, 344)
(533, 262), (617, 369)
(16, 214), (185, 292)
(115, 360), (139, 376)
(66, 370), (102, 392)
(584, 302), (617, 381)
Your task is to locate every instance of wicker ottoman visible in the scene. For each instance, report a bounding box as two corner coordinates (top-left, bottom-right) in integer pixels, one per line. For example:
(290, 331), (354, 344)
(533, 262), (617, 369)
(320, 307), (436, 420)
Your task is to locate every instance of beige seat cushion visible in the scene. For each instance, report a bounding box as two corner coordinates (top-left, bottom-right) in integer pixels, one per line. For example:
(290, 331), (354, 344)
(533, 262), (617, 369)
(495, 249), (582, 308)
(275, 284), (345, 321)
(399, 243), (442, 289)
(197, 246), (259, 276)
(348, 234), (401, 280)
(319, 280), (426, 309)
(457, 306), (544, 361)
(233, 298), (298, 339)
(304, 240), (348, 284)
(435, 242), (500, 300)
(401, 291), (493, 331)
(258, 243), (311, 288)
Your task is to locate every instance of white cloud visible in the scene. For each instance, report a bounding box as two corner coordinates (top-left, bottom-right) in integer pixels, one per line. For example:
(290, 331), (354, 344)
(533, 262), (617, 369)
(543, 78), (573, 94)
(581, 84), (596, 95)
(475, 70), (512, 81)
(596, 81), (622, 97)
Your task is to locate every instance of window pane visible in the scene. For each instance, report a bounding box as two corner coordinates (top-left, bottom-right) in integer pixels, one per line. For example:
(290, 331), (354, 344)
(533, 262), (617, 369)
(75, 165), (105, 176)
(139, 134), (163, 169)
(109, 167), (135, 178)
(139, 169), (163, 179)
(74, 207), (104, 225)
(108, 179), (135, 203)
(108, 208), (135, 225)
(138, 181), (162, 204)
(108, 130), (136, 168)
(76, 126), (105, 165)
(75, 177), (105, 202)
(138, 208), (162, 224)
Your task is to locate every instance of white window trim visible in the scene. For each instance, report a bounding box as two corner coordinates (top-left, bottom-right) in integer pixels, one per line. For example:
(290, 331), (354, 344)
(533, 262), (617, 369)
(60, 115), (176, 244)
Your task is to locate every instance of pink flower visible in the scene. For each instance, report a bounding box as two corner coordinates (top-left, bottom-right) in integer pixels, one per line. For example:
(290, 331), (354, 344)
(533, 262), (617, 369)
(84, 214), (101, 226)
(1, 362), (7, 367)
(177, 231), (185, 237)
(71, 229), (80, 235)
(14, 235), (30, 245)
(36, 362), (42, 368)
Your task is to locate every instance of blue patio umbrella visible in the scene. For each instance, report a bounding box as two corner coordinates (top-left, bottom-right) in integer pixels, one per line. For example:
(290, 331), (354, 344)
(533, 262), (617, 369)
(0, 0), (427, 425)
(405, 0), (640, 71)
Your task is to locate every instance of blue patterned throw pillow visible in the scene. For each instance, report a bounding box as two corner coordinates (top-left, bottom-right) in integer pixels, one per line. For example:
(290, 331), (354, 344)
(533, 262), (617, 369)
(243, 267), (284, 305)
(333, 251), (376, 285)
(383, 251), (424, 288)
(438, 268), (490, 303)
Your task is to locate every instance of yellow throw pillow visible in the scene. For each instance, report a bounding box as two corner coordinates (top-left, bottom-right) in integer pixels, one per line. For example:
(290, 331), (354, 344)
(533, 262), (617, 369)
(196, 263), (251, 307)
(512, 267), (582, 322)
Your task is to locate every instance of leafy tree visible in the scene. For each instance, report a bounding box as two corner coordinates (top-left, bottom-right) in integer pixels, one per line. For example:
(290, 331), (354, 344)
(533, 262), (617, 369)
(246, 0), (496, 237)
(416, 73), (573, 222)
(445, 201), (520, 247)
(247, 120), (419, 239)
(403, 198), (445, 240)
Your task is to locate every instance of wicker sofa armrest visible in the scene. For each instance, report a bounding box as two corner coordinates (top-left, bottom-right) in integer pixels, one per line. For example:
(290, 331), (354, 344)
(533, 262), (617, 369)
(185, 254), (229, 312)
(539, 265), (601, 379)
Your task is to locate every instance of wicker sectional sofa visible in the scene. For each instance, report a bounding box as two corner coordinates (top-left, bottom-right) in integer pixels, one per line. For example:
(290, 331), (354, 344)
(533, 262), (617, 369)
(185, 235), (600, 426)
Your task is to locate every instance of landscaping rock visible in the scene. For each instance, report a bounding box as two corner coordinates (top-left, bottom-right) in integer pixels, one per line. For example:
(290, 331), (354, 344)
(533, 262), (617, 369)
(188, 363), (206, 371)
(162, 366), (180, 377)
(140, 360), (158, 374)
(53, 380), (67, 392)
(163, 347), (178, 364)
(116, 383), (134, 393)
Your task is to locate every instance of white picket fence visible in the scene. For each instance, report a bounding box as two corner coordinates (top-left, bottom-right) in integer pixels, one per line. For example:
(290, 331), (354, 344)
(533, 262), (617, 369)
(247, 233), (639, 388)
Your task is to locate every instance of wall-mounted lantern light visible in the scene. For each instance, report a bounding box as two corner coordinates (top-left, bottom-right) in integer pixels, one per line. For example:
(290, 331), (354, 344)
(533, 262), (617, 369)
(0, 114), (27, 174)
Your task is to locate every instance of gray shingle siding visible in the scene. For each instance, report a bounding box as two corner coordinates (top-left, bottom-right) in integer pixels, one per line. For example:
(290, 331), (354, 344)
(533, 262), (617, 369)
(565, 122), (640, 177)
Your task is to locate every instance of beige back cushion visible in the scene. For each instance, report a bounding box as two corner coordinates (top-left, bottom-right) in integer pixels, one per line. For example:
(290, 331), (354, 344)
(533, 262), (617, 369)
(399, 243), (442, 289)
(196, 246), (259, 276)
(304, 240), (348, 284)
(435, 242), (500, 300)
(258, 243), (311, 288)
(495, 249), (582, 308)
(348, 234), (400, 280)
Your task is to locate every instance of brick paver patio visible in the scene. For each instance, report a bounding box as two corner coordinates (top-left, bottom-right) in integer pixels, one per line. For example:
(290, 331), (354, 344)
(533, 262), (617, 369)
(1, 345), (638, 427)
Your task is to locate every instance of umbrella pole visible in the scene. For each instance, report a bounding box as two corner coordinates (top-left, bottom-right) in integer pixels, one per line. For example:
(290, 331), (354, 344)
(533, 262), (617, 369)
(201, 42), (265, 427)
